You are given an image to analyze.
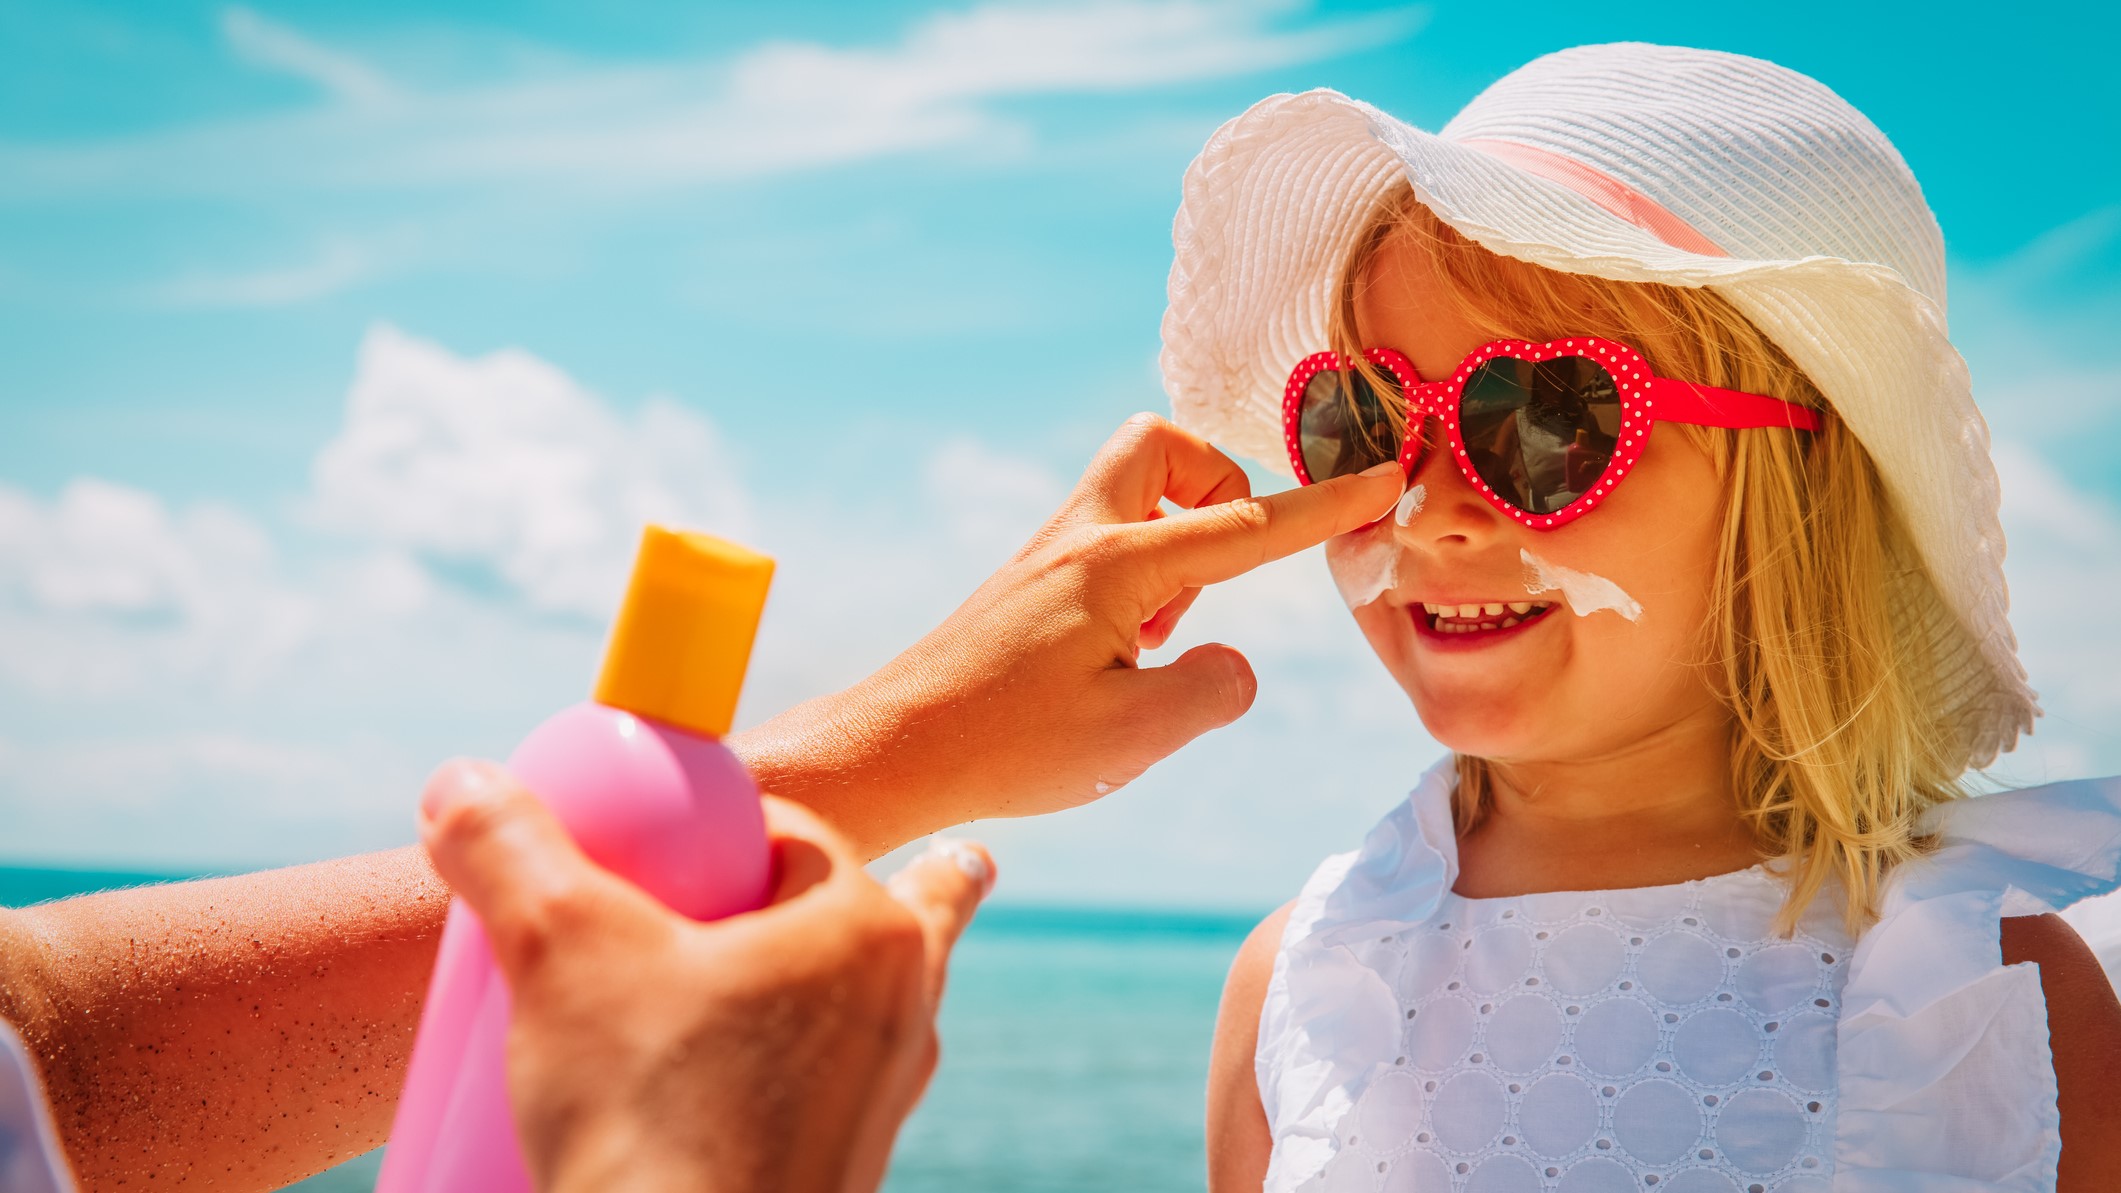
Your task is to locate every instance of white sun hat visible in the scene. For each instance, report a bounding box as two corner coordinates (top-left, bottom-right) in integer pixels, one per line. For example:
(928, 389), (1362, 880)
(1160, 41), (2036, 771)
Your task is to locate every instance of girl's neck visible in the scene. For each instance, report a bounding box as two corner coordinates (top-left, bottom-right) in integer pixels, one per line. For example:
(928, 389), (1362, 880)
(1452, 715), (1766, 899)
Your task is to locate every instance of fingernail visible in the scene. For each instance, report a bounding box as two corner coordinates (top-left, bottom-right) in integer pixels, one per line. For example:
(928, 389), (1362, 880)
(931, 836), (995, 897)
(1358, 461), (1403, 479)
(420, 758), (501, 824)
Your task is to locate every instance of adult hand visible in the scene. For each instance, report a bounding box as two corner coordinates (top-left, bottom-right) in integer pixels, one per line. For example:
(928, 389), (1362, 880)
(736, 413), (1404, 858)
(419, 759), (992, 1193)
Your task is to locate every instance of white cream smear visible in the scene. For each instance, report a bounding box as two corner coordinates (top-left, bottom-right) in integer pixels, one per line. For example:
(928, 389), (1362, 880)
(1325, 522), (1402, 609)
(1393, 483), (1427, 527)
(1520, 548), (1642, 621)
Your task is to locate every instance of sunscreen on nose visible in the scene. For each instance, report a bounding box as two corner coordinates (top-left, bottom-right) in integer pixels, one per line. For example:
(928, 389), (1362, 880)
(377, 526), (775, 1193)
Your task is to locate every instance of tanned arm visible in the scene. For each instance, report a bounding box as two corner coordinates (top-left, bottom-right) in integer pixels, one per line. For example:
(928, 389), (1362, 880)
(1207, 902), (1291, 1193)
(0, 846), (448, 1192)
(2000, 913), (2121, 1192)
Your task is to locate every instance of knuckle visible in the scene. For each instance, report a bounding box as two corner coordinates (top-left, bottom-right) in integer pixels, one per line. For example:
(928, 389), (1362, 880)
(1104, 412), (1173, 456)
(1048, 522), (1126, 573)
(865, 901), (928, 965)
(496, 876), (592, 977)
(493, 904), (557, 976)
(1215, 497), (1274, 540)
(430, 789), (512, 854)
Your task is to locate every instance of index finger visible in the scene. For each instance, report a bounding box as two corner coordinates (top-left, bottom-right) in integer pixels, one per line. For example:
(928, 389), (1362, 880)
(1122, 462), (1404, 590)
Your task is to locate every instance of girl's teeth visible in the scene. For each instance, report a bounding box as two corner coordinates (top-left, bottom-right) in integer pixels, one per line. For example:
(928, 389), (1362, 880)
(1420, 601), (1552, 630)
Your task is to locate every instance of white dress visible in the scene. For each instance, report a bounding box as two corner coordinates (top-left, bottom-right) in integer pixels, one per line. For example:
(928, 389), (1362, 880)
(1255, 759), (2121, 1193)
(0, 1020), (73, 1192)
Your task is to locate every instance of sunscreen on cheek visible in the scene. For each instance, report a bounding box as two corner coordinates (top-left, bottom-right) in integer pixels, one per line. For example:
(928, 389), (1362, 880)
(1520, 548), (1642, 621)
(377, 528), (775, 1193)
(1325, 522), (1402, 609)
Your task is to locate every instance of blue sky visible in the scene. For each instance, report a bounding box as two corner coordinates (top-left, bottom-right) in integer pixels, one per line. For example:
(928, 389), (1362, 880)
(2, 0), (2118, 908)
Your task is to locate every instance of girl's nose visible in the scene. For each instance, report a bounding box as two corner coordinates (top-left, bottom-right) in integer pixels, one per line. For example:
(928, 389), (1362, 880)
(1393, 420), (1504, 548)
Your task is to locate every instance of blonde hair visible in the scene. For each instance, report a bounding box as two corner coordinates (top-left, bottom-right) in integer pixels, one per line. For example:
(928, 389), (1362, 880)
(1332, 186), (1967, 937)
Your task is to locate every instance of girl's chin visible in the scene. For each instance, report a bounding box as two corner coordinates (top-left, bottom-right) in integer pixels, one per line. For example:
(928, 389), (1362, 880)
(1413, 718), (1545, 761)
(1400, 685), (1557, 754)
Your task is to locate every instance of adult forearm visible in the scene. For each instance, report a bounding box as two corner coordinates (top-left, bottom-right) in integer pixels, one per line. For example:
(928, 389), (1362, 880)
(0, 845), (448, 1192)
(732, 682), (955, 863)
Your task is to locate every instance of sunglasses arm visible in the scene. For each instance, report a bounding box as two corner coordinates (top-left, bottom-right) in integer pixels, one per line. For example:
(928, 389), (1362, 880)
(1647, 377), (1824, 432)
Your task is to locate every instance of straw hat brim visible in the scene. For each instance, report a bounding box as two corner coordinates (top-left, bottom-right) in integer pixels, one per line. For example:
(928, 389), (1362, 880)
(1160, 89), (2037, 770)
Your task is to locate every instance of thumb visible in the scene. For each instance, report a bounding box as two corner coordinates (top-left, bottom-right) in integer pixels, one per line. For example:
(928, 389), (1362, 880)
(418, 758), (667, 983)
(886, 837), (996, 1007)
(1113, 642), (1257, 764)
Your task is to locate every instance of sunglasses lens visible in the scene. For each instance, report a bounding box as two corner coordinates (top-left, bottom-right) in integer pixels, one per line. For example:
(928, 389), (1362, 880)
(1299, 365), (1405, 483)
(1459, 356), (1620, 515)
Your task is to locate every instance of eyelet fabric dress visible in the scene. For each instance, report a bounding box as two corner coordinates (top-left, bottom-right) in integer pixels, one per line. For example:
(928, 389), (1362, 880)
(1255, 758), (2121, 1192)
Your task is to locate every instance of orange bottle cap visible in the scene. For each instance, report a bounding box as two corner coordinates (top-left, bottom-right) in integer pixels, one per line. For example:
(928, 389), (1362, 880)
(593, 526), (775, 738)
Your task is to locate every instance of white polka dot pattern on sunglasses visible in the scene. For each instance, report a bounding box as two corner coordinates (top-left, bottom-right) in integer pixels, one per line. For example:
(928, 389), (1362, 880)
(1281, 337), (1817, 530)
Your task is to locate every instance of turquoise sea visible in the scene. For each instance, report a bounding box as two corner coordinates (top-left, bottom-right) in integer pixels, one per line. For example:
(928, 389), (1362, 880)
(1, 866), (1255, 1193)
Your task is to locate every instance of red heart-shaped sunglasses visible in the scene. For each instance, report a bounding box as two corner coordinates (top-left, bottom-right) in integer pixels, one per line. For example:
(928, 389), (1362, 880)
(1284, 336), (1824, 530)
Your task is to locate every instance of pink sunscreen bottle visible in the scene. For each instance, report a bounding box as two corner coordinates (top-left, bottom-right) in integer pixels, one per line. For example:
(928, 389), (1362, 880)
(376, 525), (777, 1193)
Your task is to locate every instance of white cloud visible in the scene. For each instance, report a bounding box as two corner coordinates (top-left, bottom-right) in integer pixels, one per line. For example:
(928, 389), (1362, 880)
(1987, 441), (2121, 784)
(920, 435), (1069, 551)
(1948, 218), (2121, 783)
(309, 324), (752, 617)
(1954, 210), (2121, 476)
(0, 479), (313, 697)
(0, 730), (428, 868)
(221, 5), (400, 108)
(145, 237), (389, 307)
(0, 478), (259, 615)
(0, 2), (1421, 199)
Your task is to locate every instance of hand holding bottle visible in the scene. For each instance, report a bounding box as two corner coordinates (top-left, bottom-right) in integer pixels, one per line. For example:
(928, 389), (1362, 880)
(420, 759), (992, 1193)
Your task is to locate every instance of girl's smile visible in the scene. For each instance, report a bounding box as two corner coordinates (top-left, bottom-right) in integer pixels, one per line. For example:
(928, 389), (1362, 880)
(1407, 597), (1557, 646)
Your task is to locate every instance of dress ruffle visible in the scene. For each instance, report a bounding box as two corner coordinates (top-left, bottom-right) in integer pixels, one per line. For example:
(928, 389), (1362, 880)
(1257, 758), (1458, 1192)
(1255, 763), (2121, 1193)
(1832, 774), (2121, 1190)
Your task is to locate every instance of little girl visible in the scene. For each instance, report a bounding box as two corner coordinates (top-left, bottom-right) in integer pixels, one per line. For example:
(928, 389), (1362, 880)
(1159, 44), (2121, 1192)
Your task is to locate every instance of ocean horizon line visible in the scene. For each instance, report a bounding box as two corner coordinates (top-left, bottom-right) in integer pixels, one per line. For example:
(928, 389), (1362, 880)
(0, 859), (1271, 935)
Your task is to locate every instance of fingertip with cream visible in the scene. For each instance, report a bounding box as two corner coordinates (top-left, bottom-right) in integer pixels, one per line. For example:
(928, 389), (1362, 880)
(1357, 460), (1407, 511)
(928, 836), (996, 898)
